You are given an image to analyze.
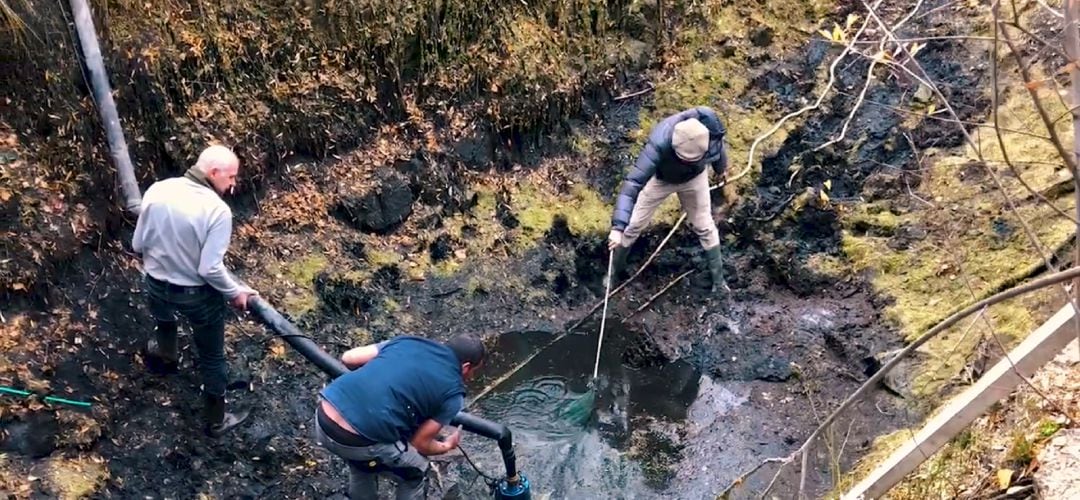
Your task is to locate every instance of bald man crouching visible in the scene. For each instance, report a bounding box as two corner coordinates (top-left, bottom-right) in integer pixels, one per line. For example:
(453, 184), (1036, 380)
(132, 145), (257, 437)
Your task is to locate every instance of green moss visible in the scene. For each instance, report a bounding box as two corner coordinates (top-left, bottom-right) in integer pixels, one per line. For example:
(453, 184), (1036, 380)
(1038, 419), (1062, 438)
(843, 204), (903, 236)
(805, 253), (851, 280)
(278, 253), (329, 316)
(365, 248), (403, 268)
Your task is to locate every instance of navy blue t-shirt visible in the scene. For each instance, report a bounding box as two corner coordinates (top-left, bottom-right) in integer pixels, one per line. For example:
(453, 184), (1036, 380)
(320, 336), (466, 443)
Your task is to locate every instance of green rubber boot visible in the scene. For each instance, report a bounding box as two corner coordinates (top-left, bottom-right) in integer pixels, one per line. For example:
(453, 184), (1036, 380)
(705, 245), (730, 293)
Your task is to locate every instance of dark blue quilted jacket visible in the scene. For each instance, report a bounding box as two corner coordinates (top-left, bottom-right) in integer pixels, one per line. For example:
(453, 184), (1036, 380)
(611, 106), (728, 231)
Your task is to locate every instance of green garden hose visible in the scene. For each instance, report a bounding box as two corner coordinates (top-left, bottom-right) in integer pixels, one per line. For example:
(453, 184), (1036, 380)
(0, 385), (93, 408)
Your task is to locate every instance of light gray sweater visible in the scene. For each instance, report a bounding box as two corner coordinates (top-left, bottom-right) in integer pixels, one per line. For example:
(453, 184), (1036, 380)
(132, 176), (247, 299)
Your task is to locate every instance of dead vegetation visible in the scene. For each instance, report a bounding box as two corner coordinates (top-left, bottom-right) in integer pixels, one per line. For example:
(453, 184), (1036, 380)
(3, 0), (1079, 499)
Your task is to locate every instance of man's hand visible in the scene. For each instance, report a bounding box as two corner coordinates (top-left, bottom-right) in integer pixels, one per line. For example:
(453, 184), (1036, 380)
(608, 229), (623, 251)
(442, 426), (462, 450)
(411, 420), (461, 456)
(230, 289), (258, 310)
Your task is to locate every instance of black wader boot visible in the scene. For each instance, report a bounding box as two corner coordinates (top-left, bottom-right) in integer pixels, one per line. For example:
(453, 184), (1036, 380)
(145, 320), (179, 375)
(203, 391), (250, 437)
(605, 245), (631, 288)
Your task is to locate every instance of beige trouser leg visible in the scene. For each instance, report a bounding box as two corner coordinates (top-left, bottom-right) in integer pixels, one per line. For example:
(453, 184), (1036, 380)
(676, 169), (721, 249)
(621, 170), (720, 249)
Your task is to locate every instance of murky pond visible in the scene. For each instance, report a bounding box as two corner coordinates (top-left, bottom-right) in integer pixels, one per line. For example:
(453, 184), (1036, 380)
(446, 324), (705, 499)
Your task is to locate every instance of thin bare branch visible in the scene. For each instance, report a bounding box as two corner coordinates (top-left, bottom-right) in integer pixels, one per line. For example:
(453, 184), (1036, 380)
(1038, 0), (1065, 18)
(993, 7), (1080, 224)
(716, 457), (788, 498)
(1001, 20), (1072, 61)
(814, 55), (880, 152)
(624, 269), (693, 318)
(614, 83), (655, 101)
(999, 23), (1078, 174)
(744, 0), (884, 176)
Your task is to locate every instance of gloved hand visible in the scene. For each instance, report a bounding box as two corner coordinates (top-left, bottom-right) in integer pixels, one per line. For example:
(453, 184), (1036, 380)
(608, 229), (623, 251)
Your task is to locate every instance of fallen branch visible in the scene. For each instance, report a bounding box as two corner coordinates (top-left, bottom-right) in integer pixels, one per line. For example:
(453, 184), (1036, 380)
(614, 83), (655, 102)
(744, 1), (882, 179)
(811, 0), (922, 155)
(716, 457), (788, 499)
(625, 269), (693, 318)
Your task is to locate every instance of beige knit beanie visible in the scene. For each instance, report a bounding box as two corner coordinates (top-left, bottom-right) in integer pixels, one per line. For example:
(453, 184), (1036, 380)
(672, 118), (709, 162)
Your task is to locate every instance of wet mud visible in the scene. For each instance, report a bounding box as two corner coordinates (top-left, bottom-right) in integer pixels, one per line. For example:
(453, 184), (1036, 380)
(0, 2), (995, 499)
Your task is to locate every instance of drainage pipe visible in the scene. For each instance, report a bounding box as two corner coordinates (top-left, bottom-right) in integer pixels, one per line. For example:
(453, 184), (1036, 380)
(68, 0), (142, 214)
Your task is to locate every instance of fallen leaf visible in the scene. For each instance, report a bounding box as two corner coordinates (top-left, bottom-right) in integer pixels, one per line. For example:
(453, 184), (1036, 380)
(996, 469), (1013, 489)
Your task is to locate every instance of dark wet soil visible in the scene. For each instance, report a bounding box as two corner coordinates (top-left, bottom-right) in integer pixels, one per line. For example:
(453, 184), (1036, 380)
(0, 2), (994, 499)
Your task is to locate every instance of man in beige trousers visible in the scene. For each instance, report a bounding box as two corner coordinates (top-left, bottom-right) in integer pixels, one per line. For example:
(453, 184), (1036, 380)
(608, 106), (730, 292)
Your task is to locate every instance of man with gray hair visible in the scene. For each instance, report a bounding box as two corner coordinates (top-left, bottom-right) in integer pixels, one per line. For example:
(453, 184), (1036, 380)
(132, 144), (257, 437)
(609, 106), (730, 292)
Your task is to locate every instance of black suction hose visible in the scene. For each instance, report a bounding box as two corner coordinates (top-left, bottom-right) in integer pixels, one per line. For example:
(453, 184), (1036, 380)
(247, 297), (520, 484)
(72, 0), (520, 487)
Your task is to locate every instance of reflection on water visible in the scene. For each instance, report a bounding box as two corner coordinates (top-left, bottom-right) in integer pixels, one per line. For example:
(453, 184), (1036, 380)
(451, 326), (703, 499)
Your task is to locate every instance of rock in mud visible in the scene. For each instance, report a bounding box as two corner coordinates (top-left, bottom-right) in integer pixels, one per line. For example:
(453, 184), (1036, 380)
(887, 223), (928, 251)
(429, 234), (454, 262)
(751, 355), (794, 382)
(750, 27), (774, 47)
(453, 126), (495, 170)
(332, 170), (414, 234)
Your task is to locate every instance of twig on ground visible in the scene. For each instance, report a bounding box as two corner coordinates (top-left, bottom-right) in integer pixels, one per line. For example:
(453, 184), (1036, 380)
(901, 132), (938, 207)
(614, 83), (655, 101)
(625, 269), (693, 318)
(716, 457), (788, 499)
(744, 0), (883, 179)
(1037, 0), (1065, 18)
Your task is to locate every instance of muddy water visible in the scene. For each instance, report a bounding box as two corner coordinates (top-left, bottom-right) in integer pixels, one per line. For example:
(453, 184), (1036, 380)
(446, 325), (707, 499)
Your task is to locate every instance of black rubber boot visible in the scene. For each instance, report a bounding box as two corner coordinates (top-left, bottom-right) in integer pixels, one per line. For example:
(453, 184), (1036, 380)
(203, 392), (250, 437)
(705, 245), (730, 293)
(604, 245), (631, 288)
(145, 321), (179, 375)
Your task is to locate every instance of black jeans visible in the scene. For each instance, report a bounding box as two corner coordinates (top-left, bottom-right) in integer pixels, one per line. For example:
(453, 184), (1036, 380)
(145, 275), (228, 396)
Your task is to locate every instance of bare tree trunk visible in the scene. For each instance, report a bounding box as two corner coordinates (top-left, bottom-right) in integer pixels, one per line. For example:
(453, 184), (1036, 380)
(1065, 0), (1080, 357)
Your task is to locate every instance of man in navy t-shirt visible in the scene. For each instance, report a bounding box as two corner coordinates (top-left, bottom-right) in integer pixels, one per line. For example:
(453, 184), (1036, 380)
(314, 334), (485, 499)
